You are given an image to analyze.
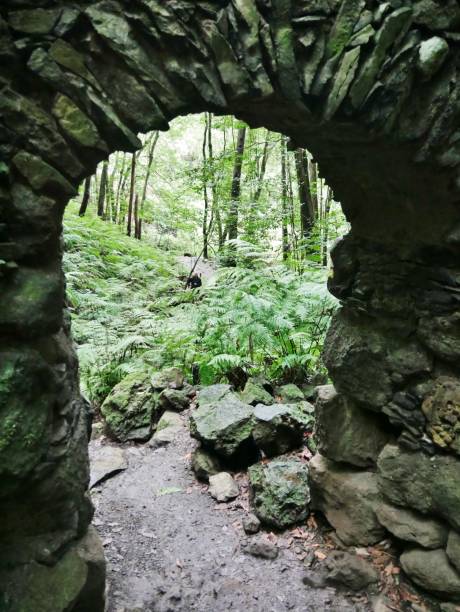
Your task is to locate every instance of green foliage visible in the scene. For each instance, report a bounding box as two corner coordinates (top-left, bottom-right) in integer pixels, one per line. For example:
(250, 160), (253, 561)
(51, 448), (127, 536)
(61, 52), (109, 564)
(65, 206), (337, 403)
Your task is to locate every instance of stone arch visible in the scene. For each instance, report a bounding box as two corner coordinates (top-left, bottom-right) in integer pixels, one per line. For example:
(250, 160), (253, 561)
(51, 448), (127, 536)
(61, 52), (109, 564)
(1, 0), (460, 608)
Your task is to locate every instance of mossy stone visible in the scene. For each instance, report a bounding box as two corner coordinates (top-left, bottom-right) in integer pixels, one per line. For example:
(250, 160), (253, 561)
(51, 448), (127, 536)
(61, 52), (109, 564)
(0, 351), (54, 498)
(249, 459), (310, 528)
(13, 151), (76, 198)
(100, 373), (159, 442)
(53, 94), (104, 150)
(8, 9), (61, 35)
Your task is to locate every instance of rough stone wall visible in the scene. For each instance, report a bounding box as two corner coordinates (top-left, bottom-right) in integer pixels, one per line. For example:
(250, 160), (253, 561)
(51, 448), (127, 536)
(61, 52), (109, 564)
(0, 0), (459, 608)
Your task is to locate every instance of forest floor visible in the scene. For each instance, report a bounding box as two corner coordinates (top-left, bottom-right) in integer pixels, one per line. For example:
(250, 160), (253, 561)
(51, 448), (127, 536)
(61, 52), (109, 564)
(90, 407), (373, 612)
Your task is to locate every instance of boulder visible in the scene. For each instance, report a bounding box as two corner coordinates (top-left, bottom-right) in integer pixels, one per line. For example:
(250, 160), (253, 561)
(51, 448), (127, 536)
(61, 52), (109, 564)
(309, 454), (385, 546)
(209, 472), (239, 502)
(249, 459), (310, 529)
(89, 444), (127, 489)
(315, 385), (390, 468)
(189, 393), (257, 465)
(191, 448), (222, 482)
(377, 444), (460, 531)
(158, 388), (190, 412)
(252, 402), (314, 457)
(100, 373), (158, 442)
(324, 551), (379, 591)
(151, 367), (184, 391)
(276, 384), (305, 403)
(197, 384), (232, 406)
(400, 548), (460, 598)
(447, 531), (460, 573)
(376, 503), (448, 549)
(239, 378), (273, 406)
(0, 528), (106, 612)
(149, 411), (183, 448)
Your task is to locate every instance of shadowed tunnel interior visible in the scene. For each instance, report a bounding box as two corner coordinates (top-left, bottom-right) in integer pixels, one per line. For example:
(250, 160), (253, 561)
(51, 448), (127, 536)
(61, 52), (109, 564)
(1, 0), (460, 609)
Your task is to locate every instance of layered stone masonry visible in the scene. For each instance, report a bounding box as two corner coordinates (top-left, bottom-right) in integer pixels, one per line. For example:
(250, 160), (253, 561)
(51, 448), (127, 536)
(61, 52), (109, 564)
(0, 0), (459, 608)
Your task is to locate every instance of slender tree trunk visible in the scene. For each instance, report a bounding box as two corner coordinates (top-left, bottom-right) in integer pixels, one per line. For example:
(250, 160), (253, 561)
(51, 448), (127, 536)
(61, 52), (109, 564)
(280, 136), (289, 261)
(97, 161), (108, 218)
(322, 187), (333, 266)
(254, 133), (270, 202)
(140, 131), (160, 238)
(294, 148), (315, 257)
(127, 152), (137, 237)
(115, 153), (126, 224)
(79, 176), (91, 217)
(308, 159), (318, 216)
(207, 113), (223, 248)
(134, 194), (140, 239)
(202, 115), (210, 259)
(226, 126), (246, 241)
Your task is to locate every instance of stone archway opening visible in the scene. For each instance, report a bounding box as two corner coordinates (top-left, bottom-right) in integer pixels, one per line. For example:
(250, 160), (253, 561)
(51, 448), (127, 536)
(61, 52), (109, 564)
(1, 0), (460, 609)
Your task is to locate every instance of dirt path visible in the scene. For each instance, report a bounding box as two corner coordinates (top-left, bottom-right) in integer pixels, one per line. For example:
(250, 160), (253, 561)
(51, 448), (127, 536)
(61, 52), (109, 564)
(90, 411), (371, 612)
(177, 255), (216, 284)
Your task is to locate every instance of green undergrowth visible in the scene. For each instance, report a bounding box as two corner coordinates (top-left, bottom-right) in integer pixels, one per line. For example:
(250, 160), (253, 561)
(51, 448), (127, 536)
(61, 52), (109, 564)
(64, 204), (337, 405)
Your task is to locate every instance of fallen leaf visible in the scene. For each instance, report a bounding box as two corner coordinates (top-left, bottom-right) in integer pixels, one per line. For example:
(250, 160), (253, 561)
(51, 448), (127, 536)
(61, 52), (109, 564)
(314, 550), (327, 560)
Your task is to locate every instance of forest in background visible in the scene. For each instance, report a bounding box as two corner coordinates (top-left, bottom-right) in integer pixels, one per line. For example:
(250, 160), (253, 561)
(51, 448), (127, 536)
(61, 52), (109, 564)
(64, 113), (348, 404)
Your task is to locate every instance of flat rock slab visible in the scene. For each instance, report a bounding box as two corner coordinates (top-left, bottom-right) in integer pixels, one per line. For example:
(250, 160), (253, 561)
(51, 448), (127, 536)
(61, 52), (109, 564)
(89, 443), (128, 488)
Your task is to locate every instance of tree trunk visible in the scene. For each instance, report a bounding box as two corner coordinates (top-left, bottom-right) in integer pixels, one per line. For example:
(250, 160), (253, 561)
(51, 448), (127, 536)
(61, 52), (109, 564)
(294, 148), (315, 256)
(79, 176), (91, 217)
(202, 115), (210, 259)
(207, 113), (223, 249)
(322, 187), (333, 266)
(254, 132), (270, 202)
(97, 161), (108, 218)
(280, 136), (289, 260)
(134, 193), (140, 239)
(140, 131), (160, 237)
(115, 153), (126, 224)
(127, 153), (137, 237)
(226, 126), (246, 241)
(308, 159), (318, 217)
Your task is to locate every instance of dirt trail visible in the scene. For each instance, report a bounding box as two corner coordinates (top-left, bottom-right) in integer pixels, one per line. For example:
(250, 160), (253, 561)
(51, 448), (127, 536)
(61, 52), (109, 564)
(177, 255), (217, 284)
(90, 411), (371, 612)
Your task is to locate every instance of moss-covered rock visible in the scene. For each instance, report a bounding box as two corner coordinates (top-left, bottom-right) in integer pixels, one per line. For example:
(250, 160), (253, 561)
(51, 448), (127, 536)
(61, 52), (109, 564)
(0, 527), (105, 612)
(189, 393), (257, 465)
(377, 444), (460, 531)
(13, 151), (76, 198)
(100, 373), (158, 442)
(53, 94), (106, 150)
(252, 402), (313, 458)
(239, 378), (273, 406)
(422, 377), (460, 455)
(8, 9), (61, 35)
(191, 448), (222, 482)
(249, 458), (310, 529)
(275, 384), (305, 403)
(151, 367), (184, 391)
(197, 384), (232, 406)
(0, 351), (55, 498)
(158, 388), (190, 412)
(315, 385), (390, 467)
